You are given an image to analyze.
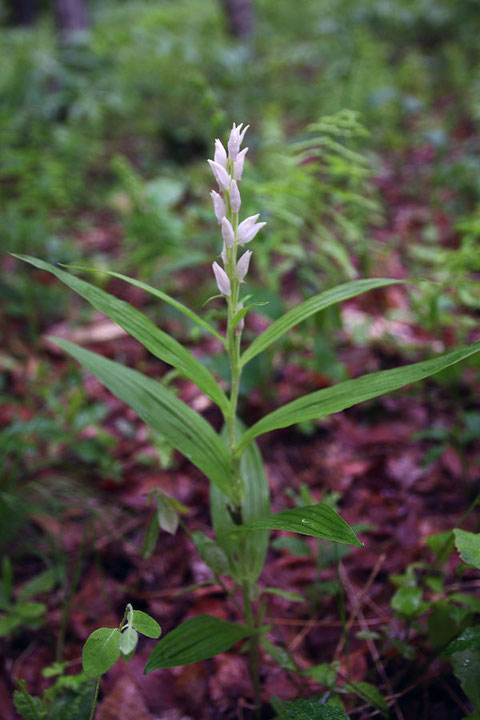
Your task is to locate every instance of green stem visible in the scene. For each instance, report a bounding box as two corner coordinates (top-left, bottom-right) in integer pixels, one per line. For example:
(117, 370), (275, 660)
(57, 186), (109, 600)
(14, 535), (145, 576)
(243, 583), (261, 717)
(88, 677), (101, 720)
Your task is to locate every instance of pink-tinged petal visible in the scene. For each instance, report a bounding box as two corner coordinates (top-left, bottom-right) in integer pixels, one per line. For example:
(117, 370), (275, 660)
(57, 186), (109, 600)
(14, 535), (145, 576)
(237, 214), (260, 242)
(230, 179), (241, 213)
(236, 250), (252, 281)
(221, 217), (235, 248)
(208, 159), (231, 191)
(228, 121), (248, 161)
(238, 222), (266, 246)
(214, 139), (228, 169)
(233, 147), (248, 180)
(210, 190), (226, 224)
(212, 261), (231, 296)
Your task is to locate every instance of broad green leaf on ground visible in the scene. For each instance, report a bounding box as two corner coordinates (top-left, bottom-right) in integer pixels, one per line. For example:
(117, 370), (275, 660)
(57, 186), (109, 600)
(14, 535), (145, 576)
(344, 681), (388, 717)
(144, 615), (250, 672)
(51, 339), (234, 499)
(229, 504), (362, 547)
(391, 586), (428, 617)
(236, 341), (480, 453)
(451, 648), (480, 709)
(454, 529), (480, 569)
(211, 422), (270, 583)
(241, 278), (402, 366)
(64, 265), (225, 343)
(14, 255), (228, 413)
(132, 610), (161, 639)
(82, 628), (121, 677)
(280, 699), (350, 720)
(445, 626), (480, 655)
(301, 663), (337, 688)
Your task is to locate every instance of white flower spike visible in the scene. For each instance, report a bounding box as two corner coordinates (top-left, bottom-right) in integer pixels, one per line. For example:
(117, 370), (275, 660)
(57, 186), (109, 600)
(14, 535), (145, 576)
(212, 261), (231, 296)
(221, 217), (235, 248)
(230, 179), (241, 213)
(208, 159), (231, 191)
(210, 190), (226, 224)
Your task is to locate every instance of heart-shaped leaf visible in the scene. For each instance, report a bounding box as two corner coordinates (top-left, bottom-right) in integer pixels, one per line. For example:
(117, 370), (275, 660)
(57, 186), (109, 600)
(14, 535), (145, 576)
(82, 627), (121, 678)
(132, 610), (161, 639)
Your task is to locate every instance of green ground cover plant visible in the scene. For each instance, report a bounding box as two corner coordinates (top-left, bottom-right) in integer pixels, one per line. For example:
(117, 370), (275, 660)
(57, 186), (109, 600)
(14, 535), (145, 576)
(13, 122), (480, 718)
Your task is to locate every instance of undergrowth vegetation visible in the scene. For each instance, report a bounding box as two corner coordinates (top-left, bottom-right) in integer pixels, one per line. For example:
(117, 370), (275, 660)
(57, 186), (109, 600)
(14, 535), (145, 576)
(2, 0), (480, 718)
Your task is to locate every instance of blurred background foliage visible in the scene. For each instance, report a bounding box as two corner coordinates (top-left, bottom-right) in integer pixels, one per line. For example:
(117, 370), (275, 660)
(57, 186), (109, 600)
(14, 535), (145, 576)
(1, 1), (480, 712)
(2, 0), (480, 524)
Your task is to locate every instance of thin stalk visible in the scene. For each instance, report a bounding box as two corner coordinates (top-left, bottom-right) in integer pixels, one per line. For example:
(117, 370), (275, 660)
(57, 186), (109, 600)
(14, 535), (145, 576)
(88, 677), (101, 720)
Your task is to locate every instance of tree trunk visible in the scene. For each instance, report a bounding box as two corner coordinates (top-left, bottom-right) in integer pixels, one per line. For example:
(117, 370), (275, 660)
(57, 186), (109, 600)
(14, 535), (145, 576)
(54, 0), (89, 44)
(221, 0), (254, 38)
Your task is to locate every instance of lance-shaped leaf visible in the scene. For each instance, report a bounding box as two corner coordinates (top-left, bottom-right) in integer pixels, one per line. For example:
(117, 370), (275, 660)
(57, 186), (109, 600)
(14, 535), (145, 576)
(14, 255), (228, 414)
(52, 338), (234, 499)
(64, 264), (225, 343)
(236, 341), (480, 453)
(228, 504), (362, 547)
(144, 615), (250, 672)
(211, 422), (270, 583)
(241, 278), (402, 366)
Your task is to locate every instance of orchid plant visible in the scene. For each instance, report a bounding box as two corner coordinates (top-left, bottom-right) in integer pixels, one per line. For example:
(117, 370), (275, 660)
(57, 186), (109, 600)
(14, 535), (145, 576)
(14, 122), (480, 717)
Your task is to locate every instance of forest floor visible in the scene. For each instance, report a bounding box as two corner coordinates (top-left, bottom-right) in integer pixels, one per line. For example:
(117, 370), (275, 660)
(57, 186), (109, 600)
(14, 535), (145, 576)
(2, 132), (480, 720)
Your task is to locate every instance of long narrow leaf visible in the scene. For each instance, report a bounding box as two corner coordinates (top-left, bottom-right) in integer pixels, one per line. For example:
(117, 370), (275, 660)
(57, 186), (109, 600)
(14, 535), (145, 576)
(14, 255), (228, 413)
(64, 264), (225, 343)
(211, 421), (270, 583)
(144, 615), (250, 672)
(236, 341), (480, 453)
(229, 504), (362, 547)
(241, 278), (402, 366)
(51, 338), (234, 499)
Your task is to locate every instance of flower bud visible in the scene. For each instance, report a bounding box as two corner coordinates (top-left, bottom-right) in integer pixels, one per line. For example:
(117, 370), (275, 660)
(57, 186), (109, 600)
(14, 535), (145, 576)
(214, 139), (228, 169)
(230, 179), (241, 213)
(208, 159), (231, 191)
(228, 122), (249, 161)
(236, 250), (252, 281)
(238, 221), (266, 246)
(210, 190), (226, 224)
(221, 217), (235, 248)
(233, 147), (248, 181)
(212, 261), (231, 296)
(221, 243), (227, 265)
(237, 214), (261, 244)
